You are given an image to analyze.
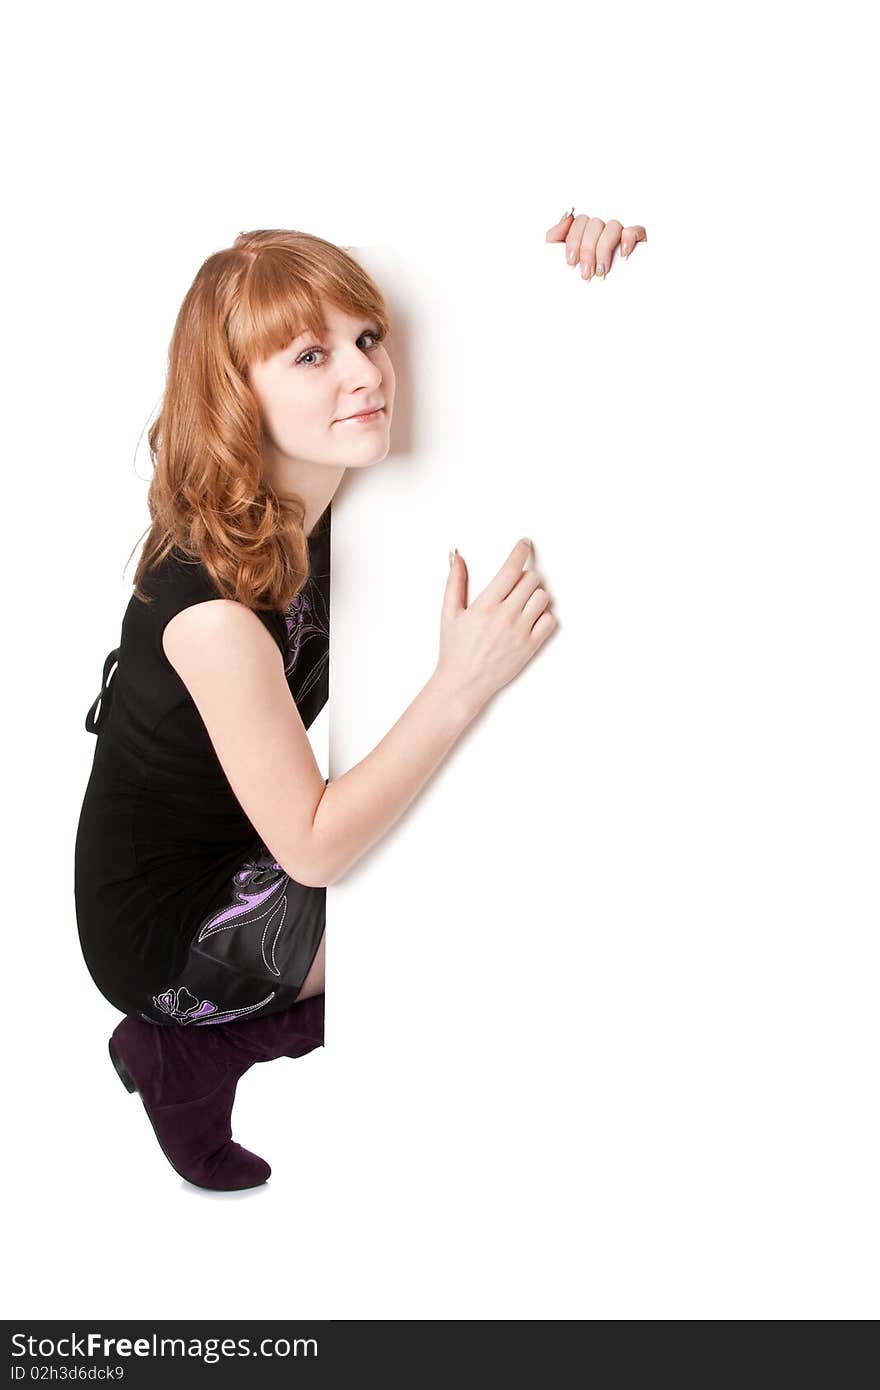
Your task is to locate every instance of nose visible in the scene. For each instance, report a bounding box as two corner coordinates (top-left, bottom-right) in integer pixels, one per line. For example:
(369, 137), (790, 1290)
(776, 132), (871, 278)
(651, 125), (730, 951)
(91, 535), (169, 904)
(336, 353), (386, 412)
(344, 349), (383, 386)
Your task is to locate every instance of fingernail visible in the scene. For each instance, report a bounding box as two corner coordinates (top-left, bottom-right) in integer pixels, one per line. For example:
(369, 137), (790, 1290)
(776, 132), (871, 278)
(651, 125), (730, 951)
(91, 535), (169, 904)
(566, 249), (575, 264)
(581, 263), (591, 279)
(596, 261), (605, 277)
(449, 549), (455, 568)
(522, 537), (532, 549)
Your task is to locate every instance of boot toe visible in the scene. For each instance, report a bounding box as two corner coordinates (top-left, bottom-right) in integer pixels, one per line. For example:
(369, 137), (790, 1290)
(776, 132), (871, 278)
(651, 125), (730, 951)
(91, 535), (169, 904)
(194, 1142), (271, 1191)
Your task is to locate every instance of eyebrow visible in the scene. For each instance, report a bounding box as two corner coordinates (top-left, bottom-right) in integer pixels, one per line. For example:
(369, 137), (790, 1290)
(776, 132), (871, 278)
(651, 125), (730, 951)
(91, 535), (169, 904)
(290, 318), (374, 345)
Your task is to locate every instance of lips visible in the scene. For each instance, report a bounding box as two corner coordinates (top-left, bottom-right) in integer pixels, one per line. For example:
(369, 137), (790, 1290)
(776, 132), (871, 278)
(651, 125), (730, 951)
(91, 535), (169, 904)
(338, 405), (384, 421)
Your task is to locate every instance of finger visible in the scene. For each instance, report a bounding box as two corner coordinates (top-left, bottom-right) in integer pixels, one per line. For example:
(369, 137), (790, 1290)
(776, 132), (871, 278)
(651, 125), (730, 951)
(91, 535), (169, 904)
(521, 584), (551, 627)
(620, 224), (648, 258)
(576, 217), (606, 280)
(546, 208), (575, 243)
(565, 213), (590, 266)
(530, 609), (558, 644)
(594, 219), (623, 278)
(479, 538), (533, 607)
(506, 567), (545, 613)
(444, 548), (468, 616)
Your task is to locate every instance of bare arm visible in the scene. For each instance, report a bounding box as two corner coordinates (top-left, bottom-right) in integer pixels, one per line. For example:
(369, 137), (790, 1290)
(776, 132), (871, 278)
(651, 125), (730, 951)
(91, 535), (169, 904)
(162, 604), (477, 890)
(163, 537), (556, 889)
(310, 673), (475, 885)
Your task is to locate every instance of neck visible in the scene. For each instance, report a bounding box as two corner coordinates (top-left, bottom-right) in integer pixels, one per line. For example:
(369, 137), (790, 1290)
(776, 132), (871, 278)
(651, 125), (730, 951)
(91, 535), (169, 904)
(263, 444), (344, 538)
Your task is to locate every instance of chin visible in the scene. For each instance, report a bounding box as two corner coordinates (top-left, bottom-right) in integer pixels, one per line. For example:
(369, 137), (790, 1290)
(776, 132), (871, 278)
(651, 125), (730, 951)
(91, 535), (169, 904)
(342, 445), (391, 470)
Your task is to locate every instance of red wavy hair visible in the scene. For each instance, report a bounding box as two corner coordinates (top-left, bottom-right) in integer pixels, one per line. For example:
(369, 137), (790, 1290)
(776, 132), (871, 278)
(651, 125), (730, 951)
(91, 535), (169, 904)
(130, 229), (391, 612)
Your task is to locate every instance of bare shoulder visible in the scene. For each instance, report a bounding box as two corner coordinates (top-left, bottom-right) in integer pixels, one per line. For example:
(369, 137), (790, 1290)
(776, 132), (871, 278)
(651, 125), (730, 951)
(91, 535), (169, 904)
(160, 599), (327, 886)
(163, 598), (281, 676)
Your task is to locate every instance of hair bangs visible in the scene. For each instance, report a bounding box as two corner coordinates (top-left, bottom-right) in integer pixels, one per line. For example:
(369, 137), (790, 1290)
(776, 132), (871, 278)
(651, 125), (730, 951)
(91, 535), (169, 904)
(229, 235), (391, 371)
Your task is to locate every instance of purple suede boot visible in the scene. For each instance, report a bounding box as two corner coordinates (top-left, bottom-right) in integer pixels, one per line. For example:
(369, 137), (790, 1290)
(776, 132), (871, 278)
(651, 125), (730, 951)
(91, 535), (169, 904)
(210, 993), (325, 1069)
(108, 994), (325, 1192)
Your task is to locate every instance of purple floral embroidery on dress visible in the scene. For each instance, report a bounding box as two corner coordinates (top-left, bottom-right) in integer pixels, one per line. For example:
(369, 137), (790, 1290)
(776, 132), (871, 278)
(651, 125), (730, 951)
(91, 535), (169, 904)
(152, 985), (218, 1024)
(195, 847), (293, 978)
(150, 841), (320, 1027)
(284, 591), (311, 676)
(282, 569), (329, 707)
(151, 982), (277, 1026)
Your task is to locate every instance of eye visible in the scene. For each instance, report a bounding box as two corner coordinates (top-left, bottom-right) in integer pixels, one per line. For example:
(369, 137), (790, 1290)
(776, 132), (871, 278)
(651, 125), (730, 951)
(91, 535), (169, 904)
(296, 326), (385, 367)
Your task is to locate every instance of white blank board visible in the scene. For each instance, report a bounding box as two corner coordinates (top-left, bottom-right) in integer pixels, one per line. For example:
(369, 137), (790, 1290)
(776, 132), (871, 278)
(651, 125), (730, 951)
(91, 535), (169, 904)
(318, 239), (878, 1318)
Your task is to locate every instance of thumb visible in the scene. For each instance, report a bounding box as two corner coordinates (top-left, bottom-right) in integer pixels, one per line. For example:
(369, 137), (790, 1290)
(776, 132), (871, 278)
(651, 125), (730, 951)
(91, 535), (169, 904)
(546, 208), (575, 242)
(443, 548), (468, 618)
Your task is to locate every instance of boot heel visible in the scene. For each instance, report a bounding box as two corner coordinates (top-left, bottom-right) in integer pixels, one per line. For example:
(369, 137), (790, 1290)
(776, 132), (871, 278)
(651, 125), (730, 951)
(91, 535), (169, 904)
(109, 1037), (137, 1093)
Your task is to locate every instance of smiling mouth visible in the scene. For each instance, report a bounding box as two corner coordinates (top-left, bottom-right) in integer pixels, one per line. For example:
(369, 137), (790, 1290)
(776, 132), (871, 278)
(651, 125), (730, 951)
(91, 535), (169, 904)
(336, 407), (385, 423)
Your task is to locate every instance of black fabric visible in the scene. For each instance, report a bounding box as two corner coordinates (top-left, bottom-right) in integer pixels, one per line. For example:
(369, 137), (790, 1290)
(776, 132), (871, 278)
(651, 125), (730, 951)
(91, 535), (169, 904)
(74, 504), (331, 1023)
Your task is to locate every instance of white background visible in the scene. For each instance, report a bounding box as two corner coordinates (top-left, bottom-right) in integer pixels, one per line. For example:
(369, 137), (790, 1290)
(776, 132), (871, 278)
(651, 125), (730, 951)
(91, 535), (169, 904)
(4, 0), (877, 1320)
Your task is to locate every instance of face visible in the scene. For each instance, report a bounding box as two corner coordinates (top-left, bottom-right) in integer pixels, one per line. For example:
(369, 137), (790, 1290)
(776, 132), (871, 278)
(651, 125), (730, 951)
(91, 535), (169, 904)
(248, 303), (395, 478)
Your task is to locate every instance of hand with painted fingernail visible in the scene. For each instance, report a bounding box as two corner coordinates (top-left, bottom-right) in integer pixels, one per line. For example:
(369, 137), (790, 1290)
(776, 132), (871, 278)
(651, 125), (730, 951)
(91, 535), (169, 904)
(436, 538), (558, 717)
(545, 207), (647, 281)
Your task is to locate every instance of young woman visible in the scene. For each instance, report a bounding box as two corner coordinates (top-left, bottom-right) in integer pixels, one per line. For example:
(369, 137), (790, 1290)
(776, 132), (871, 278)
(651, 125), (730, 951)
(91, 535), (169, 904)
(74, 210), (646, 1193)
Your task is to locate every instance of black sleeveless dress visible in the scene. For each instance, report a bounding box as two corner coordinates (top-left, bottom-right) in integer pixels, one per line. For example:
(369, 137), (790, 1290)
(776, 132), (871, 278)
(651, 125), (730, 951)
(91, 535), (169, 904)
(74, 505), (331, 1027)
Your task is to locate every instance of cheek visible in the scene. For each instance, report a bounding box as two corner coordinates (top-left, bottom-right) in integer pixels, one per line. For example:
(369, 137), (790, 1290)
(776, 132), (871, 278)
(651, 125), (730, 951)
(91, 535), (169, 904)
(273, 395), (322, 439)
